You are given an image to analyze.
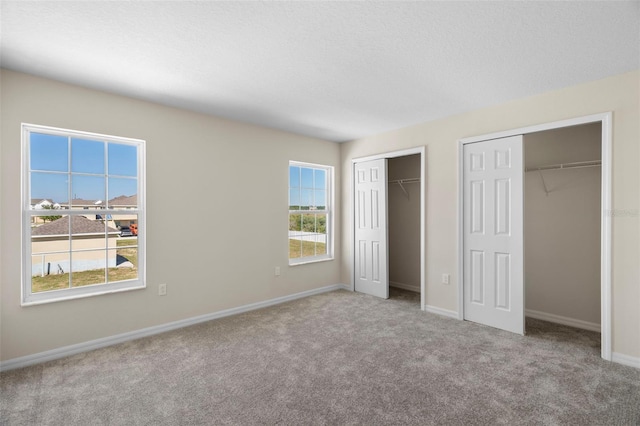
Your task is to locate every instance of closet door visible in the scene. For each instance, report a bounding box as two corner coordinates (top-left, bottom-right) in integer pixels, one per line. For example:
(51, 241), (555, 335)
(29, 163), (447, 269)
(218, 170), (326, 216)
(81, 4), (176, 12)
(354, 159), (389, 299)
(463, 136), (524, 334)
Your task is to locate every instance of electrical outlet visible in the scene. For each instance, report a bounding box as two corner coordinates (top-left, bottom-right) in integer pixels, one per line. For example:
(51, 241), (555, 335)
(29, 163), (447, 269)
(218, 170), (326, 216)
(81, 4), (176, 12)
(158, 283), (167, 296)
(442, 274), (450, 285)
(275, 266), (280, 277)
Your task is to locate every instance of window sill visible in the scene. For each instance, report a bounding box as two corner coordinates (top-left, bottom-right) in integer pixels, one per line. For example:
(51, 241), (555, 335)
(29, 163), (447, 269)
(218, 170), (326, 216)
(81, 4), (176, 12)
(289, 256), (334, 267)
(21, 281), (146, 306)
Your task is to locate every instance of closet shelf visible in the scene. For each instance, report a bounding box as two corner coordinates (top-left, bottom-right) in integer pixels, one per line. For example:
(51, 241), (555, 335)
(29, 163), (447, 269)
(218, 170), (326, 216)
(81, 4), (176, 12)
(525, 160), (601, 172)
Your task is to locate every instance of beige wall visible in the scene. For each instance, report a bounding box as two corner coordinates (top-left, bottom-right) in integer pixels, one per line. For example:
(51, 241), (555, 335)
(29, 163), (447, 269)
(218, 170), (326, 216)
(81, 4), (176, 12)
(0, 70), (341, 361)
(524, 125), (602, 325)
(388, 155), (421, 292)
(340, 70), (640, 358)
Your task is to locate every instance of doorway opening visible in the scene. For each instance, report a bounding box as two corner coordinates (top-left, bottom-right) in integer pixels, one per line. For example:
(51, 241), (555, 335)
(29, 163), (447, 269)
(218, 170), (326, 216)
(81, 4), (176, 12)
(524, 122), (602, 351)
(388, 154), (421, 307)
(352, 147), (426, 309)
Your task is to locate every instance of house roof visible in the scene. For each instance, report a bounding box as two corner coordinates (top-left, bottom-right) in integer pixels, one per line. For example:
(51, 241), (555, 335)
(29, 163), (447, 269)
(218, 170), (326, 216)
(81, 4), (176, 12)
(108, 195), (137, 207)
(32, 216), (119, 237)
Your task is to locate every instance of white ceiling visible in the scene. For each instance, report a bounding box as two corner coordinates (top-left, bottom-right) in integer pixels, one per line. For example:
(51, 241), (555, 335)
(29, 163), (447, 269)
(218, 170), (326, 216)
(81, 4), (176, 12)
(1, 1), (638, 142)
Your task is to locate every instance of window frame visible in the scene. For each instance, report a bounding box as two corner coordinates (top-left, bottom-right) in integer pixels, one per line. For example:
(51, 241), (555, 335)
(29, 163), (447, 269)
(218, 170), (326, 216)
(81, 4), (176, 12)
(21, 123), (146, 305)
(288, 161), (334, 266)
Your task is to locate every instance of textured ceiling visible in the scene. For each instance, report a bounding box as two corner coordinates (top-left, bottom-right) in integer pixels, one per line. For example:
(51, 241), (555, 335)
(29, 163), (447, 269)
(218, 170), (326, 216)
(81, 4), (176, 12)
(1, 1), (638, 142)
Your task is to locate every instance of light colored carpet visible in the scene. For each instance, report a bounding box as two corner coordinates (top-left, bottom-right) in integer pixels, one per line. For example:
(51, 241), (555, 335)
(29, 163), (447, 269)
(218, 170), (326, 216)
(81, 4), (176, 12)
(1, 288), (639, 425)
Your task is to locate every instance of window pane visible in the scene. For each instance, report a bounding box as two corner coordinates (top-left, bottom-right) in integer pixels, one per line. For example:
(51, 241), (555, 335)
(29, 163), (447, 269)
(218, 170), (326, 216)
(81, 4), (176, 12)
(108, 247), (138, 283)
(108, 177), (137, 208)
(31, 252), (71, 293)
(108, 214), (138, 247)
(300, 189), (312, 209)
(301, 167), (313, 189)
(289, 188), (300, 210)
(314, 169), (326, 190)
(107, 215), (136, 279)
(31, 214), (71, 293)
(71, 215), (106, 251)
(289, 166), (300, 188)
(289, 238), (301, 259)
(311, 214), (327, 256)
(70, 250), (107, 288)
(288, 213), (327, 259)
(302, 213), (316, 232)
(289, 213), (301, 232)
(289, 213), (302, 259)
(289, 231), (319, 258)
(30, 172), (68, 208)
(31, 214), (70, 239)
(108, 143), (137, 177)
(314, 190), (326, 209)
(30, 132), (68, 172)
(71, 138), (105, 174)
(315, 213), (327, 235)
(71, 175), (105, 208)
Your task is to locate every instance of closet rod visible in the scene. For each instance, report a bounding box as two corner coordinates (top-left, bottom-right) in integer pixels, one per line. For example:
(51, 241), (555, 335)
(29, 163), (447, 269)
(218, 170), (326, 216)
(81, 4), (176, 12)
(388, 178), (420, 184)
(525, 160), (601, 173)
(389, 178), (420, 199)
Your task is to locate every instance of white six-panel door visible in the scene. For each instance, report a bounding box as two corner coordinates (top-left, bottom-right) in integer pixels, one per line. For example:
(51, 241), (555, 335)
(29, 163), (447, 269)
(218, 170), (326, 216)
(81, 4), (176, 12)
(463, 136), (524, 334)
(354, 159), (389, 299)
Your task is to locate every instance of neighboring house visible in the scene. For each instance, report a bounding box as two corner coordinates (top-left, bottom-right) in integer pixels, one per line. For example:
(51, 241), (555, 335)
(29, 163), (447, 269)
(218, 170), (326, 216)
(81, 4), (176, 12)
(58, 196), (138, 230)
(30, 199), (62, 225)
(59, 198), (104, 210)
(107, 195), (138, 229)
(30, 198), (54, 209)
(31, 216), (119, 276)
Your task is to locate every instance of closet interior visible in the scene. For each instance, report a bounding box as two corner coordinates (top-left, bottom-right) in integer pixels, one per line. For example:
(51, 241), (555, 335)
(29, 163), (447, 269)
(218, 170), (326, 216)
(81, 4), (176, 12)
(388, 154), (421, 304)
(524, 122), (602, 338)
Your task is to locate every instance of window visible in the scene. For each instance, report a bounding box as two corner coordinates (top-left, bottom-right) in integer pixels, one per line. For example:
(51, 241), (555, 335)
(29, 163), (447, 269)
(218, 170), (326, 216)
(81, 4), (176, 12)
(22, 124), (145, 304)
(289, 161), (333, 264)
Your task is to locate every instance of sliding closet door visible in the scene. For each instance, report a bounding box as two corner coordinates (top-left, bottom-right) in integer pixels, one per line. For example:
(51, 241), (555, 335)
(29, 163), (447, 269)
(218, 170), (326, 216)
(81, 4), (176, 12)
(354, 159), (389, 299)
(463, 136), (524, 334)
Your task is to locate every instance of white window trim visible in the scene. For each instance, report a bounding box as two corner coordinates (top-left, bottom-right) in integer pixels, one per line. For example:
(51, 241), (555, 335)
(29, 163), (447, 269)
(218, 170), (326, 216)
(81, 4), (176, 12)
(288, 161), (334, 266)
(21, 123), (146, 305)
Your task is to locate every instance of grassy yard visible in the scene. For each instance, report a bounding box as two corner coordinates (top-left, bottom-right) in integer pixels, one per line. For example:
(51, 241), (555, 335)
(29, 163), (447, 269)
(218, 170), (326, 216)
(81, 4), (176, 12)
(31, 238), (138, 293)
(289, 239), (326, 258)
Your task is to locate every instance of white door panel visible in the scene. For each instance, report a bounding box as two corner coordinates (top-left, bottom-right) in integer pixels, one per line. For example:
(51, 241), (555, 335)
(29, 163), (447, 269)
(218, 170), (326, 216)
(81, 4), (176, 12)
(463, 136), (524, 334)
(354, 159), (388, 299)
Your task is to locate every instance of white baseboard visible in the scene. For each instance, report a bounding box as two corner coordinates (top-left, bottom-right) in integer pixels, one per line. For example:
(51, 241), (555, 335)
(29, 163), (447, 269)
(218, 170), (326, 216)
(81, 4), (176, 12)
(390, 281), (420, 293)
(612, 352), (640, 369)
(424, 304), (459, 319)
(0, 283), (349, 372)
(525, 309), (601, 332)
